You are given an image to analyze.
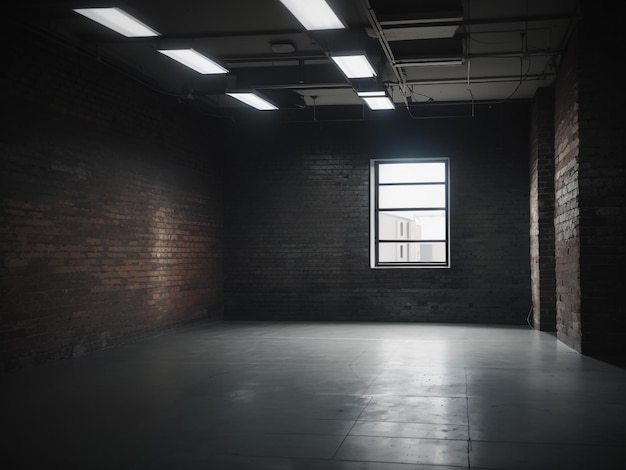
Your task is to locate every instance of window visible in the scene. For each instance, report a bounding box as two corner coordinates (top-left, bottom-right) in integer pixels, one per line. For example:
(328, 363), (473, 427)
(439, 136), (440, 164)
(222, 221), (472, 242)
(370, 158), (450, 268)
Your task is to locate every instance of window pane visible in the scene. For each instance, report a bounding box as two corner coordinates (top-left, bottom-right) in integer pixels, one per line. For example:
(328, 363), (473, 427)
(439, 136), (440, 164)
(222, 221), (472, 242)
(379, 184), (446, 209)
(370, 158), (450, 269)
(379, 162), (446, 184)
(379, 211), (446, 240)
(378, 242), (447, 263)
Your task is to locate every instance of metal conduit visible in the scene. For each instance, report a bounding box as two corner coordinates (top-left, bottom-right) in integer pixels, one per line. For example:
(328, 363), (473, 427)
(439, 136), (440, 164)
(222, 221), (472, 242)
(362, 0), (410, 108)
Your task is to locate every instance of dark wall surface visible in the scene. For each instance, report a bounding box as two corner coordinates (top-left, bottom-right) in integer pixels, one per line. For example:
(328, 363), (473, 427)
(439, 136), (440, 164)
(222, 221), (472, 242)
(223, 104), (532, 324)
(576, 7), (626, 355)
(552, 5), (626, 355)
(1, 25), (224, 372)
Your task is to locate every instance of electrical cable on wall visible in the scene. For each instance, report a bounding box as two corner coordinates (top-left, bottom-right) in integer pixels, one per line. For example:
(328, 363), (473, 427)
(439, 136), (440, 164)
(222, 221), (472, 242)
(527, 304), (535, 329)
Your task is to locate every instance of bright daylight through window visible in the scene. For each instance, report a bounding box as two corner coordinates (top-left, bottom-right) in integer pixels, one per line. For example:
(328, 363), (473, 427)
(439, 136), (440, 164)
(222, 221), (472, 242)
(370, 158), (450, 268)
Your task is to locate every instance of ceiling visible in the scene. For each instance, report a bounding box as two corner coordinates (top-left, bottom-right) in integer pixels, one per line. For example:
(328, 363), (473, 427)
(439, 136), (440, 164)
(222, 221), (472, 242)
(14, 0), (580, 119)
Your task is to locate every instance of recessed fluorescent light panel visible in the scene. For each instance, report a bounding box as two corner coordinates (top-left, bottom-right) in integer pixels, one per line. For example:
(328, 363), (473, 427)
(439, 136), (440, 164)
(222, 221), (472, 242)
(73, 8), (160, 37)
(226, 92), (278, 110)
(357, 91), (395, 110)
(158, 49), (228, 74)
(279, 0), (345, 30)
(331, 54), (376, 78)
(362, 96), (395, 110)
(357, 91), (386, 97)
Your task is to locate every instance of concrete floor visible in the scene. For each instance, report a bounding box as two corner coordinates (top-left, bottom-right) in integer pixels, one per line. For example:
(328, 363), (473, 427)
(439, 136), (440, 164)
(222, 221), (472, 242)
(2, 321), (626, 469)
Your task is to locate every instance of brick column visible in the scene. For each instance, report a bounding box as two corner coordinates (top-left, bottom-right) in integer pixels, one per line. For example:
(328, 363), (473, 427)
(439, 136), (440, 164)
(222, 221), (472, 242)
(575, 4), (626, 354)
(554, 28), (582, 352)
(529, 87), (556, 331)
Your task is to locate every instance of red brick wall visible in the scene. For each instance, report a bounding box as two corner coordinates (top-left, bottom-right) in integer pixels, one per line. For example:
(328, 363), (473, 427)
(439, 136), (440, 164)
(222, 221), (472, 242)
(1, 25), (224, 372)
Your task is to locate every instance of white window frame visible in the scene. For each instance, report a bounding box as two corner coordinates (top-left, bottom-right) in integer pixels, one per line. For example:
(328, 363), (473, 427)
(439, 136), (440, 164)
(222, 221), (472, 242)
(370, 158), (450, 268)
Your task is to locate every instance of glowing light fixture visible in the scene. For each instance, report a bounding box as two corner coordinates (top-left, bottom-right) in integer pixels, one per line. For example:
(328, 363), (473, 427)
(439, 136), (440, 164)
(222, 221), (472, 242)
(357, 91), (395, 110)
(226, 92), (278, 110)
(357, 91), (386, 97)
(331, 54), (376, 79)
(279, 0), (345, 30)
(362, 96), (395, 110)
(73, 7), (160, 37)
(158, 49), (228, 74)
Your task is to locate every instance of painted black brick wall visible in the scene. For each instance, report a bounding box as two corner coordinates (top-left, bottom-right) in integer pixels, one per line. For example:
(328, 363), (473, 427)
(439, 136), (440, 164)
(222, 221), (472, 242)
(223, 104), (531, 324)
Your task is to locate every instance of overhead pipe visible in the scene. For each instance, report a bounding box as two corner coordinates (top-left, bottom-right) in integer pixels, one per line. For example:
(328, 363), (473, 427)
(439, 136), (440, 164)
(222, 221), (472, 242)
(398, 72), (554, 86)
(362, 0), (409, 108)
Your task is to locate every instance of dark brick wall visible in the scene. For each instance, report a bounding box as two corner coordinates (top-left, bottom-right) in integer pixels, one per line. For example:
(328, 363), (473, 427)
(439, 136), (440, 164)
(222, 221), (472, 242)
(223, 105), (531, 324)
(554, 27), (582, 352)
(529, 88), (556, 331)
(0, 25), (224, 372)
(576, 8), (626, 354)
(553, 6), (626, 355)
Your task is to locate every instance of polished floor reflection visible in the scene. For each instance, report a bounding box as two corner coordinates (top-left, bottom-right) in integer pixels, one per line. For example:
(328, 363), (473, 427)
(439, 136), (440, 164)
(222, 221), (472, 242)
(2, 321), (626, 469)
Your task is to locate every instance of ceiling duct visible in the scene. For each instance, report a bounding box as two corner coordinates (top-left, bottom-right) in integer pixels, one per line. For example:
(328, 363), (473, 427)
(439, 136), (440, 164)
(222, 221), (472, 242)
(363, 0), (466, 106)
(368, 0), (464, 63)
(382, 25), (460, 41)
(368, 0), (463, 25)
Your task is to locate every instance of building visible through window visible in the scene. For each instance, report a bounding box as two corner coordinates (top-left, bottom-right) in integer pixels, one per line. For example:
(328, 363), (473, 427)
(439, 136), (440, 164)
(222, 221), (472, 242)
(370, 158), (450, 268)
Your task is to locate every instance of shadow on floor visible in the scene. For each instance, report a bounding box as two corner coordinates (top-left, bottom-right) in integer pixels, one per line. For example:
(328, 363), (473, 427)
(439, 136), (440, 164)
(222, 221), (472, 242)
(588, 353), (626, 370)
